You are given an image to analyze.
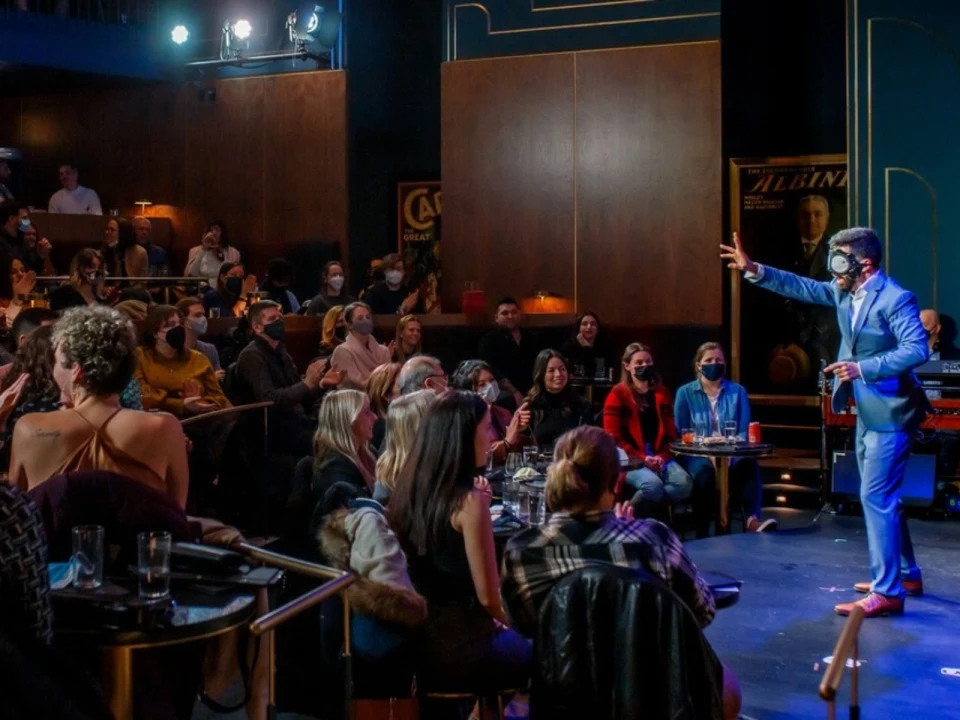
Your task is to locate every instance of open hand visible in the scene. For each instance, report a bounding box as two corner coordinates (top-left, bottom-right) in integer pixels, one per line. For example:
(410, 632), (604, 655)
(401, 290), (419, 314)
(387, 339), (397, 357)
(304, 358), (329, 389)
(0, 373), (30, 432)
(320, 366), (346, 388)
(182, 378), (202, 398)
(824, 361), (861, 383)
(241, 275), (258, 297)
(613, 501), (635, 521)
(719, 232), (758, 274)
(184, 397), (218, 415)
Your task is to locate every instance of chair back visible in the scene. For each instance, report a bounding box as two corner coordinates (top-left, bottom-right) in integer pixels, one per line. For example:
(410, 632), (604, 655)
(532, 565), (724, 720)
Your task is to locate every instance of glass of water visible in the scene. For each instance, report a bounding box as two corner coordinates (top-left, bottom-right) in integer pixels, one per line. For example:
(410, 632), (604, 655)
(522, 447), (538, 468)
(137, 531), (172, 600)
(71, 525), (104, 589)
(724, 420), (738, 442)
(694, 422), (707, 445)
(505, 452), (521, 476)
(522, 488), (546, 526)
(503, 480), (521, 517)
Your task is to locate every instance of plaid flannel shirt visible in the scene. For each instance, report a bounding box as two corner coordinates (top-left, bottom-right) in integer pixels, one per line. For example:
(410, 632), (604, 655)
(501, 510), (716, 637)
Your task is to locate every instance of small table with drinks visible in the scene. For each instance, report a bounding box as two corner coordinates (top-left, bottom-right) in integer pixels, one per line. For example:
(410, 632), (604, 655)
(671, 422), (774, 534)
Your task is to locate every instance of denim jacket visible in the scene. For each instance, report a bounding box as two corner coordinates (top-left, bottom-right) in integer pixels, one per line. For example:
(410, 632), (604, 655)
(674, 379), (750, 437)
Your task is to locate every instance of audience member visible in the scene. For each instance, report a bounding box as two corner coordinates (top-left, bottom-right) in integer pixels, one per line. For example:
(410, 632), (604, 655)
(17, 214), (54, 276)
(501, 426), (715, 635)
(204, 261), (257, 318)
(293, 389), (377, 535)
(397, 355), (447, 395)
(358, 257), (385, 301)
(330, 302), (391, 389)
(0, 158), (12, 200)
(675, 342), (775, 535)
(101, 216), (147, 281)
(9, 306), (188, 508)
(478, 296), (542, 406)
(185, 221), (241, 285)
(49, 248), (106, 311)
(603, 343), (693, 513)
(362, 253), (420, 315)
(389, 391), (532, 690)
(366, 361), (402, 451)
(373, 390), (435, 505)
(0, 326), (61, 468)
(318, 305), (346, 359)
(10, 307), (58, 350)
(133, 217), (169, 277)
(526, 349), (593, 447)
(47, 163), (102, 215)
(176, 296), (222, 373)
(450, 359), (531, 464)
(135, 304), (227, 417)
(392, 314), (422, 363)
(560, 311), (612, 378)
(260, 258), (300, 314)
(0, 202), (24, 289)
(4, 257), (39, 323)
(236, 301), (341, 457)
(307, 261), (356, 316)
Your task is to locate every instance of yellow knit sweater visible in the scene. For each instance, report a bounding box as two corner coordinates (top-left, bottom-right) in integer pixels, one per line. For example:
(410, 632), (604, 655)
(135, 347), (229, 417)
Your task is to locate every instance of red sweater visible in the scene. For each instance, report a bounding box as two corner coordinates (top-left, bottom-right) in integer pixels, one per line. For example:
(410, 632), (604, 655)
(602, 382), (677, 462)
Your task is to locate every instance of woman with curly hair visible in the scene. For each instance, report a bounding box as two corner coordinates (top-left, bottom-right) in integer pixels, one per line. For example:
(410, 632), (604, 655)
(0, 326), (61, 468)
(9, 306), (189, 509)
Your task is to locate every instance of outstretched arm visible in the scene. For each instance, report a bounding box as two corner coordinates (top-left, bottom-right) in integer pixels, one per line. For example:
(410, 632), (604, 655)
(721, 232), (836, 307)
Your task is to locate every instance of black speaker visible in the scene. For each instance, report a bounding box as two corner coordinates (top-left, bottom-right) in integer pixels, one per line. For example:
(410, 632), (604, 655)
(832, 451), (936, 507)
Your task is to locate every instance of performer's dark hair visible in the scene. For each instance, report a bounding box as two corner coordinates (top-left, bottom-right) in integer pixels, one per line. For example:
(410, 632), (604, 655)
(829, 227), (882, 266)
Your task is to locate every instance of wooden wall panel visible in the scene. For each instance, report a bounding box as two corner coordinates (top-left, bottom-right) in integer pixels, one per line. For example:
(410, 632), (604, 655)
(575, 42), (722, 326)
(441, 55), (576, 313)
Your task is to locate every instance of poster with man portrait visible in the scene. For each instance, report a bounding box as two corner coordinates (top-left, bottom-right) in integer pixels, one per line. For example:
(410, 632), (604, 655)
(398, 181), (442, 314)
(730, 155), (848, 396)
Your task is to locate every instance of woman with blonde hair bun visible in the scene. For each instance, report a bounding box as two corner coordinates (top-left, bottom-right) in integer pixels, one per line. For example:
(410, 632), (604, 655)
(373, 389), (436, 504)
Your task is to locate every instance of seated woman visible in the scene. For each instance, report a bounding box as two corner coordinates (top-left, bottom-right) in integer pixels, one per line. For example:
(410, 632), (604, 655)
(373, 389), (436, 505)
(292, 389), (378, 539)
(675, 342), (776, 535)
(317, 304), (346, 359)
(366, 361), (402, 451)
(19, 219), (56, 277)
(526, 349), (593, 447)
(135, 305), (228, 418)
(0, 326), (61, 468)
(603, 343), (693, 513)
(389, 391), (532, 692)
(329, 302), (392, 389)
(184, 221), (241, 285)
(203, 261), (257, 318)
(4, 257), (41, 325)
(450, 359), (531, 464)
(9, 306), (189, 509)
(500, 425), (740, 719)
(560, 311), (612, 378)
(101, 216), (147, 283)
(49, 249), (107, 312)
(307, 261), (356, 317)
(392, 314), (422, 363)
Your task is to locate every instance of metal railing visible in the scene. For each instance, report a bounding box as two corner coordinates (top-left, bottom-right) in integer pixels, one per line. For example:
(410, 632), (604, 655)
(2, 0), (158, 26)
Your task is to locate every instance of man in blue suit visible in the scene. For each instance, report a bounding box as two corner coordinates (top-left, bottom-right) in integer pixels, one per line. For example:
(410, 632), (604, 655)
(721, 228), (929, 617)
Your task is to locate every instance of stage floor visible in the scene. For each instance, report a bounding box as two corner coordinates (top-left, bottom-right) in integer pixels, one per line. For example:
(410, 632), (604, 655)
(687, 512), (960, 720)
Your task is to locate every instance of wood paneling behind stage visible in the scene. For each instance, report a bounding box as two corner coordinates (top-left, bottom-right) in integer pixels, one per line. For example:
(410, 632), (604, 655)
(440, 54), (576, 312)
(0, 72), (348, 278)
(440, 43), (722, 326)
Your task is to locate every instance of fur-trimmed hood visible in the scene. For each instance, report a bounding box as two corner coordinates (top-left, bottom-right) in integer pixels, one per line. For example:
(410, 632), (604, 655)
(319, 507), (427, 628)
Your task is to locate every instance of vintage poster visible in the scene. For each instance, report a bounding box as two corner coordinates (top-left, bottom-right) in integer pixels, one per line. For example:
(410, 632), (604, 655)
(397, 181), (442, 314)
(730, 155), (848, 396)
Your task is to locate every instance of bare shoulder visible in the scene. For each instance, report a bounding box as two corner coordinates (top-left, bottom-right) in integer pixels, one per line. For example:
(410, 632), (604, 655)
(14, 409), (72, 443)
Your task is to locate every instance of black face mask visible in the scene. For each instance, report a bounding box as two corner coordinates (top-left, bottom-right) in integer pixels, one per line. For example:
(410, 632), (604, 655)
(634, 365), (656, 382)
(163, 325), (186, 351)
(700, 363), (726, 382)
(264, 318), (285, 341)
(225, 276), (243, 296)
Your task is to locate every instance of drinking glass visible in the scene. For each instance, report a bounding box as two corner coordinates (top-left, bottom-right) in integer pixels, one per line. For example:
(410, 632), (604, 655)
(137, 531), (172, 600)
(522, 447), (539, 468)
(681, 428), (695, 445)
(516, 488), (531, 522)
(485, 449), (495, 473)
(208, 307), (221, 319)
(594, 359), (606, 380)
(522, 488), (546, 526)
(694, 422), (707, 445)
(724, 420), (738, 442)
(503, 480), (521, 517)
(71, 525), (104, 589)
(573, 364), (586, 378)
(505, 453), (521, 476)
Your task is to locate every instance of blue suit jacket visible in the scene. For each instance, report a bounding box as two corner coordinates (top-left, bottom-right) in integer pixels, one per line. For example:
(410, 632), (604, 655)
(752, 267), (930, 432)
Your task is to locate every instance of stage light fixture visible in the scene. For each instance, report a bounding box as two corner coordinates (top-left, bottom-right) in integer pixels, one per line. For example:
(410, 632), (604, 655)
(221, 19), (253, 60)
(286, 3), (342, 49)
(171, 25), (189, 45)
(233, 19), (252, 40)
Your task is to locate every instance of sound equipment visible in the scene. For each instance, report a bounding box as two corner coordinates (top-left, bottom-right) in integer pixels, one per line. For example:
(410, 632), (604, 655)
(832, 451), (936, 507)
(915, 359), (960, 377)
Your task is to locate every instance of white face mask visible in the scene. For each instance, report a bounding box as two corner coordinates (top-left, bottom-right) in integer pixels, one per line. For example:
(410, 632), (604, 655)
(478, 380), (499, 404)
(328, 275), (345, 291)
(186, 316), (208, 335)
(385, 270), (403, 286)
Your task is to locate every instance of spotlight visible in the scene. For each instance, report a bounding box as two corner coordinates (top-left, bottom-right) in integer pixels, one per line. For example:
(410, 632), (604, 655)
(221, 19), (253, 59)
(171, 25), (189, 45)
(286, 3), (341, 49)
(233, 19), (252, 40)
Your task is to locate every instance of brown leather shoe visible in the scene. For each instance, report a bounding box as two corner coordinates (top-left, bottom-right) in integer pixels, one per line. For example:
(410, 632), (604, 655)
(854, 579), (923, 596)
(835, 593), (904, 617)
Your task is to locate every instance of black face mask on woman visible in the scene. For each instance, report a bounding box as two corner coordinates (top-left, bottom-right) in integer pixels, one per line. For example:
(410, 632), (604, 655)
(634, 365), (657, 382)
(700, 363), (726, 382)
(162, 325), (186, 351)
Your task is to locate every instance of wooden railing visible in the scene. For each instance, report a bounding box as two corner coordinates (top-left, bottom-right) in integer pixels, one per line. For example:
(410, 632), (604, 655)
(819, 605), (865, 720)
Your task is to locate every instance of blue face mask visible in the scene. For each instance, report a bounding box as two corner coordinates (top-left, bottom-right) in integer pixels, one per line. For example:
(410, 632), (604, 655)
(700, 363), (725, 382)
(18, 219), (30, 232)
